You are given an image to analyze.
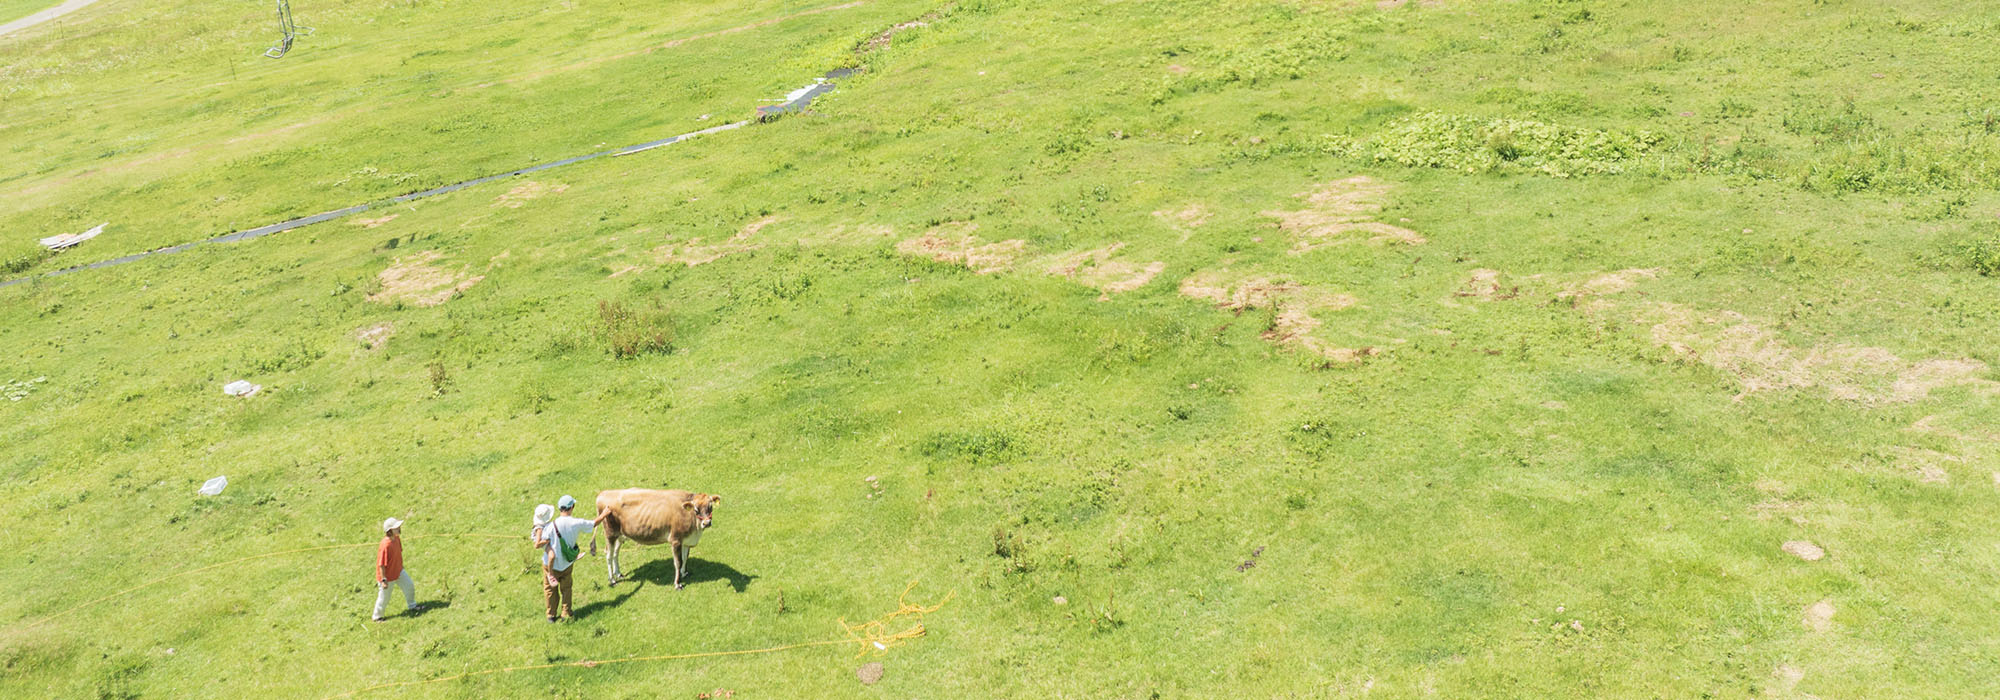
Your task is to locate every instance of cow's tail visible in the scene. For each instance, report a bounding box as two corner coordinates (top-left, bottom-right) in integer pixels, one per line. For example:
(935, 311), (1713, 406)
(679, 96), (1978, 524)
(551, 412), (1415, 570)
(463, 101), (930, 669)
(591, 511), (614, 552)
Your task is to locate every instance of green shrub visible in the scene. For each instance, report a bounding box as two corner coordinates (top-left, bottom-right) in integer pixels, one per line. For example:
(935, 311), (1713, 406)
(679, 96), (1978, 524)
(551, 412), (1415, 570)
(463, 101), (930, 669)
(918, 429), (1019, 464)
(1354, 112), (1660, 176)
(1948, 226), (2000, 277)
(594, 300), (676, 359)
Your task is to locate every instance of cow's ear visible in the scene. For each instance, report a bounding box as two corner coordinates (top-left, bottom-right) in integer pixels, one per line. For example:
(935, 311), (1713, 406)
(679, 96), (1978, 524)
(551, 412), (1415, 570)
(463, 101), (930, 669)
(682, 501), (695, 511)
(708, 494), (722, 505)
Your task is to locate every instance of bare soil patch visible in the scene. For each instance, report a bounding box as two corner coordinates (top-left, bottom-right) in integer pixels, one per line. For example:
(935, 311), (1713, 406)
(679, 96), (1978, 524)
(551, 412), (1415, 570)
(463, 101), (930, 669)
(494, 181), (570, 208)
(1453, 268), (1525, 301)
(1781, 540), (1825, 562)
(1153, 203), (1211, 229)
(856, 661), (884, 685)
(1888, 447), (1957, 484)
(353, 214), (400, 229)
(650, 215), (778, 267)
(860, 6), (945, 54)
(896, 222), (1025, 274)
(1045, 243), (1166, 299)
(1558, 268), (1659, 304)
(1179, 270), (1371, 362)
(1263, 177), (1424, 254)
(356, 323), (395, 350)
(1646, 303), (1998, 403)
(367, 251), (484, 306)
(1802, 599), (1835, 633)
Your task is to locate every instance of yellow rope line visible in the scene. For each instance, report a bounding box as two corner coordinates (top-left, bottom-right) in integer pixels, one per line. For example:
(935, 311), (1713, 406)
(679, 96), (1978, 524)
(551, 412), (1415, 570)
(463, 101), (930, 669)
(11, 533), (519, 631)
(319, 582), (953, 700)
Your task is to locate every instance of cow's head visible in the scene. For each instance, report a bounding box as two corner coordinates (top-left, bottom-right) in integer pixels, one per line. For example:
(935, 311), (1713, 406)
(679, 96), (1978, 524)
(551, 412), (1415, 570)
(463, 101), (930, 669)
(682, 493), (720, 529)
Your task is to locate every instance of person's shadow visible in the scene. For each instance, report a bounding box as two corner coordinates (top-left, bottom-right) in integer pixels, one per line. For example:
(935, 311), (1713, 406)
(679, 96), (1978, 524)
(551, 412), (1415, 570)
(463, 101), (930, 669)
(403, 601), (451, 618)
(570, 580), (643, 620)
(630, 557), (755, 592)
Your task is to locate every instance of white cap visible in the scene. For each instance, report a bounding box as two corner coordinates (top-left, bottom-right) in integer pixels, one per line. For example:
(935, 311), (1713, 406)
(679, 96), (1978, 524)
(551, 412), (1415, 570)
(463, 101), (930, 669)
(383, 517), (403, 532)
(534, 504), (555, 526)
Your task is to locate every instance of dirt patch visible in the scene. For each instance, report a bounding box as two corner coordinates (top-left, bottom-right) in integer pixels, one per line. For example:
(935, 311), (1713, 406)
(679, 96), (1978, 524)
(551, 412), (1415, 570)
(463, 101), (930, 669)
(1558, 268), (1659, 302)
(1646, 303), (1998, 403)
(1179, 270), (1372, 362)
(1889, 447), (1957, 484)
(356, 323), (395, 350)
(1154, 203), (1211, 229)
(494, 181), (570, 208)
(1771, 664), (1805, 694)
(367, 251), (484, 307)
(352, 214), (400, 229)
(650, 216), (779, 267)
(1453, 268), (1523, 301)
(1045, 243), (1166, 299)
(1263, 177), (1425, 254)
(1781, 540), (1825, 562)
(1802, 599), (1835, 633)
(896, 222), (1025, 274)
(860, 7), (944, 54)
(1166, 64), (1191, 75)
(856, 661), (884, 685)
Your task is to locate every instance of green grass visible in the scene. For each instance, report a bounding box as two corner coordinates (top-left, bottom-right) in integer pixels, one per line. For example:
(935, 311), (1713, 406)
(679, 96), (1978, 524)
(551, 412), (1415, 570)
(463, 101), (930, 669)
(7, 0), (2000, 697)
(0, 0), (57, 26)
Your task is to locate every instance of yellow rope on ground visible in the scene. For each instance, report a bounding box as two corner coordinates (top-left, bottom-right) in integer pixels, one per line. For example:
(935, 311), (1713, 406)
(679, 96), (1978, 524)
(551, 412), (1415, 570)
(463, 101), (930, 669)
(838, 580), (956, 657)
(318, 582), (953, 700)
(11, 533), (520, 631)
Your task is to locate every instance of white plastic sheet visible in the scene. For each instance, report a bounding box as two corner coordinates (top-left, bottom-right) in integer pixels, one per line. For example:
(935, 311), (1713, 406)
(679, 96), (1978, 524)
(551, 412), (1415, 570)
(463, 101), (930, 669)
(199, 476), (228, 496)
(222, 380), (260, 397)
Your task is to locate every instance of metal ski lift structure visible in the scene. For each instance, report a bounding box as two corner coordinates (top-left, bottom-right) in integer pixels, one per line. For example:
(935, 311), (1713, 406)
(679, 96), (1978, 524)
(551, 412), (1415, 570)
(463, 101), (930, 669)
(263, 0), (312, 58)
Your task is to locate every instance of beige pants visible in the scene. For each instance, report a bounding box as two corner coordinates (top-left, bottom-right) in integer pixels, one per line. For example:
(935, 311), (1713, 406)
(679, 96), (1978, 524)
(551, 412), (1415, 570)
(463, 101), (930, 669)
(543, 565), (574, 618)
(374, 570), (414, 619)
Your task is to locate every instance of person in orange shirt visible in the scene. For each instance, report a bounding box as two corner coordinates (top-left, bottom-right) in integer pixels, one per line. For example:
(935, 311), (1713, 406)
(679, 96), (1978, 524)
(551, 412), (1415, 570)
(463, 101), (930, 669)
(372, 517), (418, 622)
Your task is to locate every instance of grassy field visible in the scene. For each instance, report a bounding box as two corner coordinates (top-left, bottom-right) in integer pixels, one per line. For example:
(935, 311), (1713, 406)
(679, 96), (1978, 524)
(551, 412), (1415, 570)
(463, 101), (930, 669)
(6, 0), (2000, 697)
(0, 0), (57, 26)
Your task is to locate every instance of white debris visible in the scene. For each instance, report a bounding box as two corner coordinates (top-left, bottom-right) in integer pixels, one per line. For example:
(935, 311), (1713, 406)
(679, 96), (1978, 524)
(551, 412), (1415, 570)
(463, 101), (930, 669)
(199, 476), (228, 496)
(39, 222), (105, 251)
(222, 380), (261, 397)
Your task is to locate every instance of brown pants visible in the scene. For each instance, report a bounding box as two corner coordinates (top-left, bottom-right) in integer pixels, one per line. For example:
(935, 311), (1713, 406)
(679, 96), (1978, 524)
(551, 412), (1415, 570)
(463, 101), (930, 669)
(543, 564), (574, 618)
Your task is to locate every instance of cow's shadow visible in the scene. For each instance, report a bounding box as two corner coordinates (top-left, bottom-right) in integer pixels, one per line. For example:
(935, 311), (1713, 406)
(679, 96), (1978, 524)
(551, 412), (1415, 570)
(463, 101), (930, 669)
(570, 580), (642, 620)
(629, 557), (755, 592)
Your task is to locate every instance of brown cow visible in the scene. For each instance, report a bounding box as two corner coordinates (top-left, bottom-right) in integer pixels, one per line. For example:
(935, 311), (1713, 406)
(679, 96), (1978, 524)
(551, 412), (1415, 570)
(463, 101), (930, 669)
(591, 489), (720, 589)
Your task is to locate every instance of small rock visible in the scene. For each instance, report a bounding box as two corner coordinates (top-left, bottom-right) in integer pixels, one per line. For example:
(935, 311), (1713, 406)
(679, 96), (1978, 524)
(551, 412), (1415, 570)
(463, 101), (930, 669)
(856, 661), (884, 685)
(1052, 596), (1068, 605)
(1569, 620), (1583, 632)
(1782, 540), (1826, 561)
(864, 475), (877, 482)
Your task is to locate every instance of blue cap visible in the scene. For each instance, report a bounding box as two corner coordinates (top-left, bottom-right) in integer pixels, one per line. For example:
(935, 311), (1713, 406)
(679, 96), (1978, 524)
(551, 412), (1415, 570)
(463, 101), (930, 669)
(558, 495), (577, 510)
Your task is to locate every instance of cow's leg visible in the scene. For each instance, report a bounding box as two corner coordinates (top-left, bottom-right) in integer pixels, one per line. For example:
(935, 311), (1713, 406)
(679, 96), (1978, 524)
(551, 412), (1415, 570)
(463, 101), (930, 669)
(605, 532), (620, 585)
(673, 543), (686, 590)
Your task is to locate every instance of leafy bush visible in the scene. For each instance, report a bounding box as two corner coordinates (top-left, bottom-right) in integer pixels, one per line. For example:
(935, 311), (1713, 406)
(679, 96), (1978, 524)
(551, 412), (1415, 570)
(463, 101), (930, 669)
(1947, 226), (2000, 277)
(2, 246), (52, 276)
(918, 429), (1019, 464)
(594, 300), (677, 359)
(1354, 112), (1661, 177)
